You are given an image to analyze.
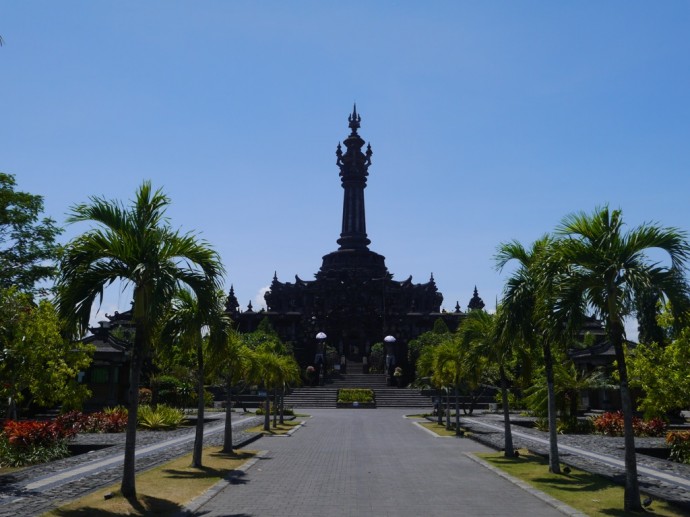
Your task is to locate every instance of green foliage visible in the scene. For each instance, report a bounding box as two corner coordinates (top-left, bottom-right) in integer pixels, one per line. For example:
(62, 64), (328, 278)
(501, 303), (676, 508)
(534, 417), (594, 435)
(255, 403), (295, 416)
(522, 360), (610, 419)
(0, 287), (94, 418)
(337, 388), (374, 404)
(432, 318), (450, 334)
(151, 375), (196, 407)
(628, 327), (690, 418)
(137, 404), (186, 430)
(369, 342), (384, 372)
(0, 172), (62, 295)
(666, 431), (690, 464)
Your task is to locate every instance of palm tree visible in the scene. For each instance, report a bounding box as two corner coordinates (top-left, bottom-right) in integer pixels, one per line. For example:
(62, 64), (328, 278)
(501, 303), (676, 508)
(55, 181), (223, 497)
(209, 329), (254, 453)
(460, 308), (517, 457)
(496, 237), (565, 472)
(432, 339), (469, 435)
(161, 288), (229, 467)
(553, 206), (690, 511)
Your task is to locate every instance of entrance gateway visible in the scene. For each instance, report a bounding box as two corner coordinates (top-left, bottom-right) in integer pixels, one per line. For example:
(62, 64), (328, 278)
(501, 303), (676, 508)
(228, 107), (483, 374)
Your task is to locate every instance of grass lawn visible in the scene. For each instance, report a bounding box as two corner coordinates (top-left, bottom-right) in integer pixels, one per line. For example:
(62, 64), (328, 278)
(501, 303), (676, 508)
(477, 449), (686, 516)
(44, 447), (257, 516)
(419, 421), (468, 437)
(246, 420), (303, 435)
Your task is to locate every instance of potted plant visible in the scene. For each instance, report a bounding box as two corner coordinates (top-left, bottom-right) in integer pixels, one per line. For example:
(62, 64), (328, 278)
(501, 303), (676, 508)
(393, 367), (403, 387)
(306, 366), (316, 386)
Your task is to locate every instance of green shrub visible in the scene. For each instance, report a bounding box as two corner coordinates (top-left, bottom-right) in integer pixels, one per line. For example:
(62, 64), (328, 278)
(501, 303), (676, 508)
(535, 417), (594, 434)
(255, 403), (295, 416)
(153, 375), (195, 407)
(137, 404), (185, 430)
(337, 388), (374, 404)
(667, 431), (690, 464)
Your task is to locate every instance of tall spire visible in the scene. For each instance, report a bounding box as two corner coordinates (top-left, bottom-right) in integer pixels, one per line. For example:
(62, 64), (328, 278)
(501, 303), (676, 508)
(336, 105), (373, 251)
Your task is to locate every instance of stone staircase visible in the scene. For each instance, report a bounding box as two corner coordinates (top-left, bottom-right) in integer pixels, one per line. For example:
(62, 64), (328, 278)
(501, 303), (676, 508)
(283, 365), (434, 409)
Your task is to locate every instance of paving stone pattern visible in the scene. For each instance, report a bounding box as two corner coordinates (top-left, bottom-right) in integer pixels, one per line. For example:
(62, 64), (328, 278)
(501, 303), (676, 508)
(190, 409), (566, 517)
(0, 413), (264, 517)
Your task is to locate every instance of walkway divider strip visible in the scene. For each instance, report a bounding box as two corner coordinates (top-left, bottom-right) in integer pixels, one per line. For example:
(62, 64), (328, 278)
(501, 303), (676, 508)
(24, 416), (255, 491)
(463, 417), (690, 490)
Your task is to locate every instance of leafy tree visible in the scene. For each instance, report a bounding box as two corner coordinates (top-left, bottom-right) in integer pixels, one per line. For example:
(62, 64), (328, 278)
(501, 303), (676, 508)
(629, 324), (690, 418)
(161, 288), (230, 467)
(408, 318), (450, 375)
(55, 181), (223, 497)
(0, 173), (62, 295)
(553, 206), (690, 512)
(0, 287), (93, 418)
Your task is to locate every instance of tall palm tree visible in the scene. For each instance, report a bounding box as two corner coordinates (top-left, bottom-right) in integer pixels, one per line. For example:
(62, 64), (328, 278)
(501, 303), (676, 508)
(553, 206), (690, 512)
(460, 308), (517, 457)
(55, 181), (223, 497)
(496, 237), (565, 472)
(161, 288), (229, 467)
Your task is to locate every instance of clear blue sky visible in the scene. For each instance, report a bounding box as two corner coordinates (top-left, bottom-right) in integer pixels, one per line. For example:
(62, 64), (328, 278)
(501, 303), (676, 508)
(3, 2), (689, 339)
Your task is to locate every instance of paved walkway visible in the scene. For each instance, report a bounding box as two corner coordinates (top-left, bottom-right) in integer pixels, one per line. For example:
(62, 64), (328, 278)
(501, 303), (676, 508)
(189, 409), (568, 517)
(0, 413), (264, 517)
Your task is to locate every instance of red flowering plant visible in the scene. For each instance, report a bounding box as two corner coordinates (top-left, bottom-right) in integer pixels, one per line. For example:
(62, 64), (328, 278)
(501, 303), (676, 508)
(1, 419), (77, 467)
(592, 411), (667, 437)
(56, 408), (128, 434)
(666, 431), (690, 464)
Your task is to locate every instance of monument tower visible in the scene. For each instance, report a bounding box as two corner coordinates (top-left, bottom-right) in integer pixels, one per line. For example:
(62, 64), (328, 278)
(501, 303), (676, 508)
(229, 107), (472, 369)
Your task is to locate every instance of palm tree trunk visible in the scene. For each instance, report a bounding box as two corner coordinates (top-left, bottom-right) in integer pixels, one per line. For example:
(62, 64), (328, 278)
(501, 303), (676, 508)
(612, 325), (642, 512)
(279, 385), (285, 425)
(543, 340), (561, 473)
(445, 389), (451, 430)
(437, 388), (443, 425)
(454, 384), (461, 436)
(272, 388), (278, 428)
(499, 365), (515, 457)
(191, 339), (204, 468)
(222, 376), (234, 453)
(263, 383), (270, 431)
(121, 332), (144, 497)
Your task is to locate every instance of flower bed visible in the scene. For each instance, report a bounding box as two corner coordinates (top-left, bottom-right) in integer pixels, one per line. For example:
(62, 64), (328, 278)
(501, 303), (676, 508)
(337, 388), (375, 408)
(0, 419), (77, 467)
(591, 411), (667, 437)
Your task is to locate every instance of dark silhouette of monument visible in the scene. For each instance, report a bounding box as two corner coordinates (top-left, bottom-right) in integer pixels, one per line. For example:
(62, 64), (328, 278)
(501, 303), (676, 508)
(228, 107), (481, 372)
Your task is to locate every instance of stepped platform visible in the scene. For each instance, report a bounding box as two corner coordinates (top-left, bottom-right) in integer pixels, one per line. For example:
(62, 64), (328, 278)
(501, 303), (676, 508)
(283, 365), (434, 409)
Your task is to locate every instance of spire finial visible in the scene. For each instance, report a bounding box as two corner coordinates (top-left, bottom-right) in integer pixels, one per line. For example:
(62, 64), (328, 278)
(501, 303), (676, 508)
(348, 103), (361, 133)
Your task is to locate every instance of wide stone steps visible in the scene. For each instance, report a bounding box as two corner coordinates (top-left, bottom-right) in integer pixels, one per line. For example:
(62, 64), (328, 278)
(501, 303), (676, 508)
(283, 387), (338, 408)
(374, 388), (433, 408)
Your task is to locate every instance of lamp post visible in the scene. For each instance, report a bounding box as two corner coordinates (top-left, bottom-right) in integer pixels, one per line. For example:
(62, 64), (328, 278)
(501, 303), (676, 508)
(384, 335), (396, 385)
(315, 332), (327, 386)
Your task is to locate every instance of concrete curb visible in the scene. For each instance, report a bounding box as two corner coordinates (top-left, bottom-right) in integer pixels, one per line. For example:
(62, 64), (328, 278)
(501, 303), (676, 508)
(177, 449), (270, 516)
(464, 452), (588, 517)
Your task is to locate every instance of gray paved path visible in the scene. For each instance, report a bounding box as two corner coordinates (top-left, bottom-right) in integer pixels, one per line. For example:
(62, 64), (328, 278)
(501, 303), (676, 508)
(190, 409), (567, 517)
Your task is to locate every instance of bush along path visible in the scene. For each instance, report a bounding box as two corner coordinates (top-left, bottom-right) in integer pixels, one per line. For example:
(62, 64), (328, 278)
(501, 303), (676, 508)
(454, 412), (690, 511)
(0, 412), (264, 517)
